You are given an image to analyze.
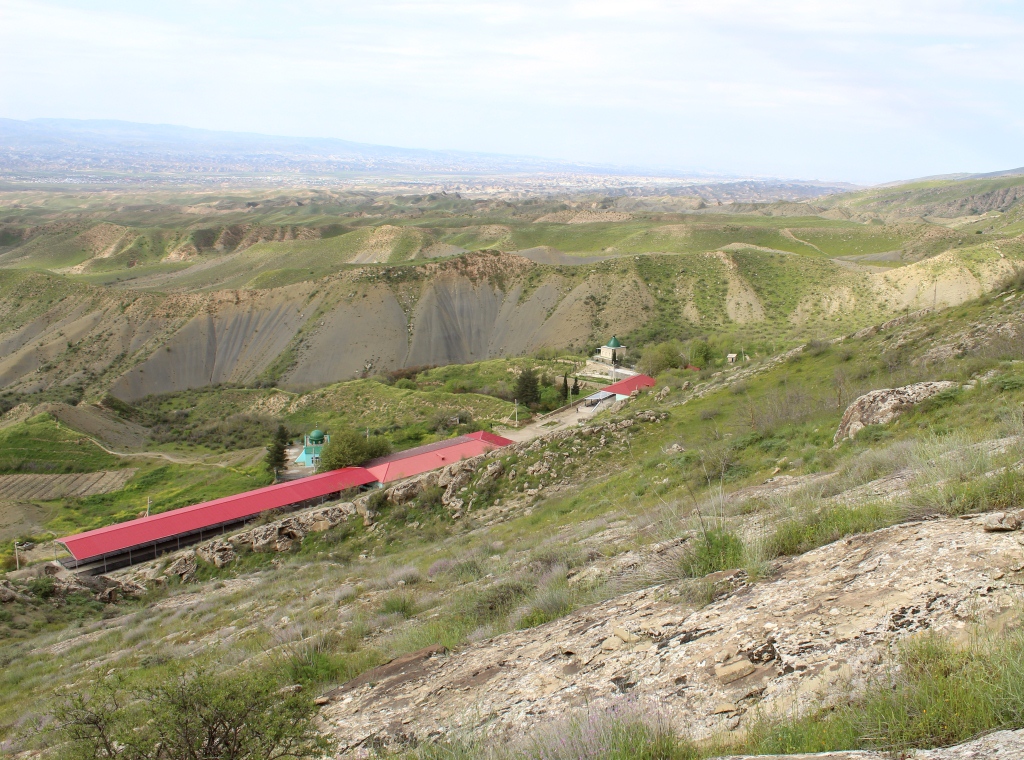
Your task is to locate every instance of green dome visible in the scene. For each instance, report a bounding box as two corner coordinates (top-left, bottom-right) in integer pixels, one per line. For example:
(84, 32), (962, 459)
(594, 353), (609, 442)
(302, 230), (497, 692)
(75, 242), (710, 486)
(606, 336), (622, 348)
(309, 429), (325, 445)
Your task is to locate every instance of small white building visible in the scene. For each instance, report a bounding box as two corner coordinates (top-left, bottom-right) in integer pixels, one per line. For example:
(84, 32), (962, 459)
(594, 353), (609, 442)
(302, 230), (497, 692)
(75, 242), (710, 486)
(597, 336), (626, 364)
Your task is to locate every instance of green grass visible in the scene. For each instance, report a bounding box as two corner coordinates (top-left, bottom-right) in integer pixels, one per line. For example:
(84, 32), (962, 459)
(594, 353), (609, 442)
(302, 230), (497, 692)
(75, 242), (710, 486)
(742, 626), (1024, 755)
(44, 462), (273, 537)
(0, 414), (122, 474)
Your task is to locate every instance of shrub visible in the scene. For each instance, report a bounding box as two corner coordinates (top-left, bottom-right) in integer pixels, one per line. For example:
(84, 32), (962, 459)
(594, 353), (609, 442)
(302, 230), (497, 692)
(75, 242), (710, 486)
(473, 581), (533, 622)
(805, 338), (831, 356)
(518, 699), (698, 760)
(51, 666), (334, 759)
(678, 527), (745, 578)
(379, 591), (417, 618)
(688, 340), (715, 368)
(28, 576), (57, 599)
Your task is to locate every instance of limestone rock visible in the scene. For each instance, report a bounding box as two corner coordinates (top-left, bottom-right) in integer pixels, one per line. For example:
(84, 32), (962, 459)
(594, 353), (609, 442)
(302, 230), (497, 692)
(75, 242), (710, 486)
(834, 382), (957, 442)
(483, 460), (504, 481)
(386, 473), (438, 504)
(318, 519), (1024, 753)
(387, 480), (422, 505)
(165, 552), (197, 582)
(714, 658), (756, 684)
(0, 579), (31, 604)
(196, 540), (236, 568)
(984, 512), (1021, 532)
(601, 636), (622, 651)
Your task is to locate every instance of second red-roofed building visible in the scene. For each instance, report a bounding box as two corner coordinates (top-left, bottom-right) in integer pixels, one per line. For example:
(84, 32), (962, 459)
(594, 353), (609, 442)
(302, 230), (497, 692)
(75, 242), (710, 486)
(365, 430), (513, 483)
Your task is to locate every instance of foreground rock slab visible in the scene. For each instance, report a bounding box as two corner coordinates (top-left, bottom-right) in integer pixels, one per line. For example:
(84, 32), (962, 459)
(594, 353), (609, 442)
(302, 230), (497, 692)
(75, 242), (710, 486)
(713, 728), (1024, 758)
(321, 516), (1024, 755)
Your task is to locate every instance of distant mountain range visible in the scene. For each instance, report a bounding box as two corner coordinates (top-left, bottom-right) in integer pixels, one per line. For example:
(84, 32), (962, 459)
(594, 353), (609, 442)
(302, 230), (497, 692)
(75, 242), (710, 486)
(0, 117), (704, 179)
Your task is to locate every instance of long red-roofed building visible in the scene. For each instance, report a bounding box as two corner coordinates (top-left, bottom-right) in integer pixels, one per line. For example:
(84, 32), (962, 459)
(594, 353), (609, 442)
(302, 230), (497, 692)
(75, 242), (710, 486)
(60, 466), (378, 573)
(59, 430), (514, 573)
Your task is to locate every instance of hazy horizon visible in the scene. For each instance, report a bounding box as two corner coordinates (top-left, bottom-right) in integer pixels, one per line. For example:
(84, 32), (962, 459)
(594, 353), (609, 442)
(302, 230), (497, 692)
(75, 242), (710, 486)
(2, 1), (1023, 185)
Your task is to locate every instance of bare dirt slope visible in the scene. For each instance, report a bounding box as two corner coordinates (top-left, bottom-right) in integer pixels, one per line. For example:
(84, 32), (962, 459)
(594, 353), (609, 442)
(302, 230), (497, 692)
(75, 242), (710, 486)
(320, 516), (1024, 753)
(111, 284), (320, 399)
(2, 242), (1021, 401)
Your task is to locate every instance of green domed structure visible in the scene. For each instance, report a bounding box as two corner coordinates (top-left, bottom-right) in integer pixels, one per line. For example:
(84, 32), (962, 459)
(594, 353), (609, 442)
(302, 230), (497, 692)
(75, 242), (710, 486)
(295, 428), (330, 468)
(598, 336), (627, 363)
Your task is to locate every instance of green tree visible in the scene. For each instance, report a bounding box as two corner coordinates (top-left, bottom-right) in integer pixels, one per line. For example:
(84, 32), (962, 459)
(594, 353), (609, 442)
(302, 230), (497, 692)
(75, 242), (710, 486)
(689, 339), (715, 368)
(264, 424), (289, 472)
(52, 667), (333, 760)
(363, 434), (392, 460)
(318, 429), (392, 470)
(571, 376), (580, 397)
(514, 367), (540, 406)
(638, 341), (683, 376)
(560, 372), (570, 401)
(318, 429), (367, 470)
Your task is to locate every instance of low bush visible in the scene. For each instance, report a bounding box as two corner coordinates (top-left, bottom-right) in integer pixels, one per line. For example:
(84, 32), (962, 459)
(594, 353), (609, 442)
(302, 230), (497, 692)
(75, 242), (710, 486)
(678, 527), (745, 578)
(379, 591), (417, 619)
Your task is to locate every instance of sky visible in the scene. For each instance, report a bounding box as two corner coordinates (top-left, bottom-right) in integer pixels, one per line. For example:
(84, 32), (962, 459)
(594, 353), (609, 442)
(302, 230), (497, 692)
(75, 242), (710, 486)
(1, 0), (1022, 184)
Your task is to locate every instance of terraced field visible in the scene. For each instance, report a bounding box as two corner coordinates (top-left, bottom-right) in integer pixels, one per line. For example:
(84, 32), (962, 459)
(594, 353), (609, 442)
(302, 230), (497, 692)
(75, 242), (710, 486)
(0, 469), (136, 501)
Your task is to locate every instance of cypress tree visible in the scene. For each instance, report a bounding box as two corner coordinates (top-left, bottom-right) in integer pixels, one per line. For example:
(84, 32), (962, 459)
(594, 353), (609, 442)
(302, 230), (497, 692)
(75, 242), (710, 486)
(265, 424), (289, 472)
(514, 367), (540, 406)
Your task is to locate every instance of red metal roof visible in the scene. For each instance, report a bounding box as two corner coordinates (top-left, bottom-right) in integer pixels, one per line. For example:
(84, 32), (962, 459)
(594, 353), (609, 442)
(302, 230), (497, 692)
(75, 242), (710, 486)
(59, 467), (376, 562)
(366, 431), (513, 484)
(602, 374), (656, 396)
(464, 430), (514, 446)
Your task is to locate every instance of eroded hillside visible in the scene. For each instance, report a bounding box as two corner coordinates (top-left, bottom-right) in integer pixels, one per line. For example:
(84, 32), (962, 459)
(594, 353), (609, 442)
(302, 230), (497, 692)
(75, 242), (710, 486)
(0, 246), (1020, 401)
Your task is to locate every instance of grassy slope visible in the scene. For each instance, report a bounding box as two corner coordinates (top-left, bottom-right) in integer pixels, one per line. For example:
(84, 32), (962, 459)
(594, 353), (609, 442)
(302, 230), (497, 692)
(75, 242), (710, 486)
(0, 414), (122, 474)
(3, 281), (1024, 751)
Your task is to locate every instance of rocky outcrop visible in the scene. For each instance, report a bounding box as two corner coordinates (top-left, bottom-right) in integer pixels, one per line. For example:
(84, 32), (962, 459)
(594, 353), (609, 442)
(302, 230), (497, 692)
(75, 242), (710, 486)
(0, 579), (31, 604)
(320, 516), (1024, 754)
(165, 553), (198, 583)
(834, 382), (958, 442)
(195, 540), (236, 568)
(230, 504), (353, 554)
(3, 562), (144, 602)
(438, 458), (480, 515)
(386, 472), (439, 505)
